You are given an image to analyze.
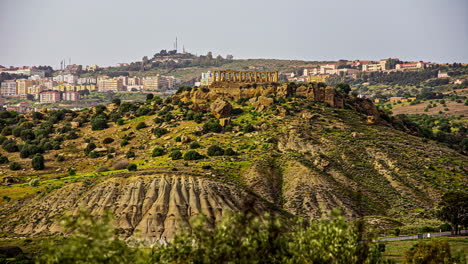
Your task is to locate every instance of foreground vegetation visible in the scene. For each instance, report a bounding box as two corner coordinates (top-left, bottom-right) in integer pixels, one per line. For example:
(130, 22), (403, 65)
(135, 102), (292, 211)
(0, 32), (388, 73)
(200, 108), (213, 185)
(1, 210), (466, 263)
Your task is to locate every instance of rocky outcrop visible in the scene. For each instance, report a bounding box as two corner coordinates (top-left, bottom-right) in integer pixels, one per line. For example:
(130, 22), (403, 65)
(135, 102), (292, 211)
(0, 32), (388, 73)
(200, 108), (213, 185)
(0, 174), (274, 243)
(249, 96), (274, 112)
(210, 99), (233, 118)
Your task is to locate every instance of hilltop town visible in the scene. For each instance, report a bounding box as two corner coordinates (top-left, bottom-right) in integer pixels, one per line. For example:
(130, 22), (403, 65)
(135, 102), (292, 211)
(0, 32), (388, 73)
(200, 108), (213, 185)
(2, 51), (467, 114)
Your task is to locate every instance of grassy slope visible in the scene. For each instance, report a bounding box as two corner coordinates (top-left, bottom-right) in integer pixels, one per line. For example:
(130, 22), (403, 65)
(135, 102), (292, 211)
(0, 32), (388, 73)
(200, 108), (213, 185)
(0, 97), (466, 235)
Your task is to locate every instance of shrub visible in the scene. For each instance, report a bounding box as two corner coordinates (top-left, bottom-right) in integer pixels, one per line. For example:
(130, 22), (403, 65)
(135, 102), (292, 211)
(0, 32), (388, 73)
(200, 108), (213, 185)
(189, 142), (200, 149)
(2, 195), (11, 202)
(152, 147), (165, 157)
(150, 210), (387, 263)
(3, 140), (18, 152)
(153, 117), (164, 125)
(9, 162), (21, 170)
(127, 163), (137, 171)
(404, 240), (457, 264)
(136, 122), (147, 130)
(57, 155), (65, 162)
(120, 139), (129, 147)
(154, 128), (169, 138)
(193, 113), (203, 123)
(29, 179), (40, 187)
(183, 150), (205, 160)
(126, 151), (136, 158)
(84, 142), (96, 155)
(116, 119), (125, 126)
(175, 136), (181, 142)
(89, 151), (99, 158)
(68, 168), (76, 176)
(169, 150), (182, 160)
(32, 154), (45, 170)
(37, 211), (140, 264)
(103, 138), (114, 144)
(66, 131), (79, 140)
(91, 117), (108, 131)
(207, 145), (225, 156)
(203, 119), (222, 133)
(113, 160), (129, 170)
(0, 155), (9, 164)
(224, 148), (237, 156)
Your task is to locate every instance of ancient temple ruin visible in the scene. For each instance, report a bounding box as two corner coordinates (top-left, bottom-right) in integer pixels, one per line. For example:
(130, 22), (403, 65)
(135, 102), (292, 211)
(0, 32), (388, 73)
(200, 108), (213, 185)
(211, 70), (278, 88)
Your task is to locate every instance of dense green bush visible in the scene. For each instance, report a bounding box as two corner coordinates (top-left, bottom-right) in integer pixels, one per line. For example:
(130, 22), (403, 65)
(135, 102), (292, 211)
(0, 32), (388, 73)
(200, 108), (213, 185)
(91, 116), (108, 131)
(150, 211), (388, 264)
(193, 113), (204, 123)
(224, 148), (237, 156)
(127, 163), (137, 171)
(9, 162), (21, 170)
(136, 122), (147, 130)
(102, 137), (114, 144)
(2, 139), (18, 152)
(84, 142), (96, 155)
(207, 145), (225, 156)
(126, 151), (136, 158)
(88, 151), (99, 158)
(203, 119), (222, 133)
(0, 155), (9, 164)
(169, 150), (182, 160)
(32, 154), (45, 170)
(403, 240), (464, 264)
(37, 211), (142, 264)
(189, 141), (200, 149)
(183, 150), (205, 160)
(153, 117), (164, 125)
(154, 128), (169, 138)
(152, 147), (165, 157)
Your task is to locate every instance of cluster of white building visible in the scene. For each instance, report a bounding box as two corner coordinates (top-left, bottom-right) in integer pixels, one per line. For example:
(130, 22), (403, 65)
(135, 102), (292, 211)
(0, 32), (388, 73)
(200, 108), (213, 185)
(0, 72), (181, 104)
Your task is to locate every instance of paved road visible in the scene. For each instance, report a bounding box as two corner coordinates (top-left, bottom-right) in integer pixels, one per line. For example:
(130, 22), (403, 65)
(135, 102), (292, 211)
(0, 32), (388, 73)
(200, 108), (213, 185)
(378, 230), (467, 241)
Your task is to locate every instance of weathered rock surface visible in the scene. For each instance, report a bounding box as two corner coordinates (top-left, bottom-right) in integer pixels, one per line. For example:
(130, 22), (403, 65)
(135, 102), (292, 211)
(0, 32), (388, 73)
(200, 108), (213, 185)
(210, 99), (233, 118)
(0, 174), (273, 243)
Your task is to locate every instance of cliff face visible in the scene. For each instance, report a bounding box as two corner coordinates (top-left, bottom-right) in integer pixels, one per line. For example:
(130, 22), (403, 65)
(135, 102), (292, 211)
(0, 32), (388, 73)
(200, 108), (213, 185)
(0, 174), (275, 243)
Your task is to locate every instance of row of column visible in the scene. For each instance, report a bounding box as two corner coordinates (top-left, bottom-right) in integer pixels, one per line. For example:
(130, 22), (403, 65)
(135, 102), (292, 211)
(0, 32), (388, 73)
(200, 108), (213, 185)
(212, 71), (278, 83)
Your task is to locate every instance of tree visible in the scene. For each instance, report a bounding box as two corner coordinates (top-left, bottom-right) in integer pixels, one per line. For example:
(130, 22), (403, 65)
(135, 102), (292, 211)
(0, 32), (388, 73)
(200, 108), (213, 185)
(437, 191), (468, 235)
(336, 83), (351, 94)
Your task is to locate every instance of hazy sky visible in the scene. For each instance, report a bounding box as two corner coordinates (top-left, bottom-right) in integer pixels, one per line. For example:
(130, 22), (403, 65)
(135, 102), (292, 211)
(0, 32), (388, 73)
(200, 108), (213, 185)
(1, 0), (467, 68)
